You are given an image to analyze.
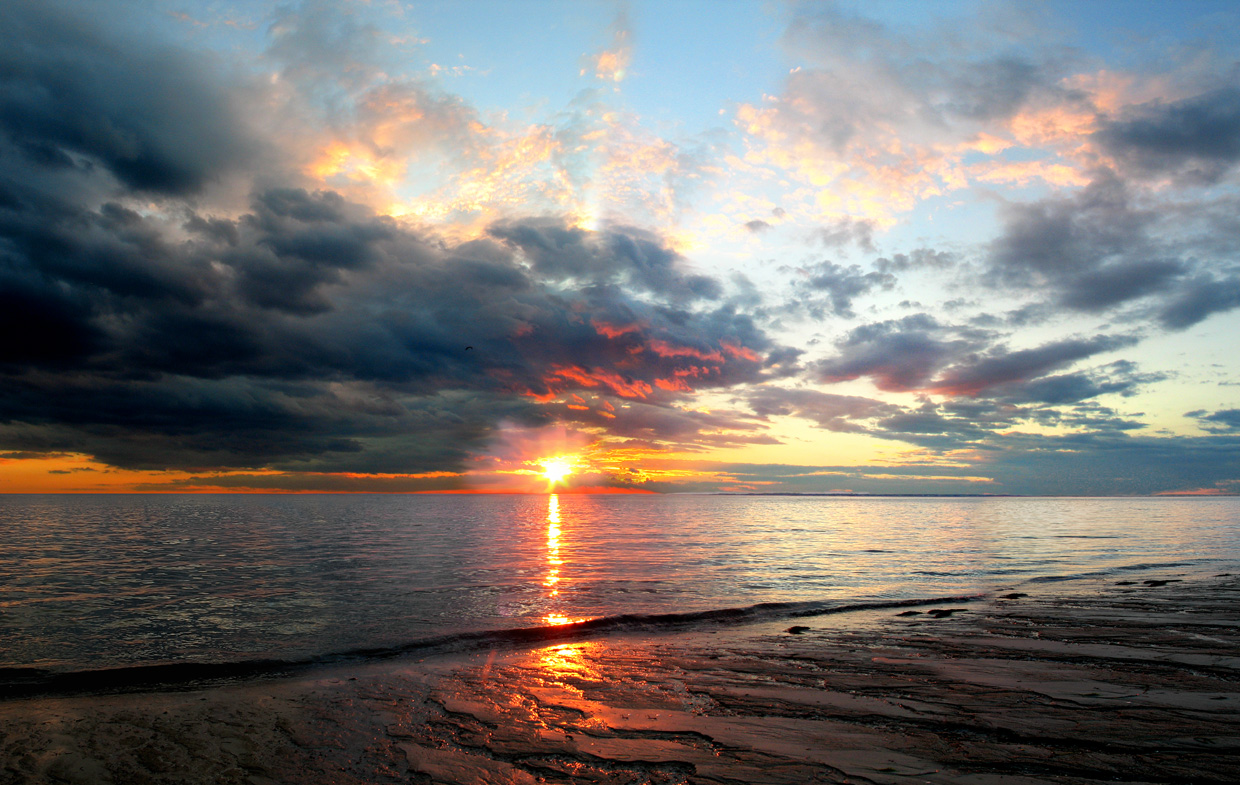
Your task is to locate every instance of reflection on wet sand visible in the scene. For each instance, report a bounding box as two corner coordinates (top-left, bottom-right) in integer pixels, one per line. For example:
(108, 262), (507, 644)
(538, 642), (598, 682)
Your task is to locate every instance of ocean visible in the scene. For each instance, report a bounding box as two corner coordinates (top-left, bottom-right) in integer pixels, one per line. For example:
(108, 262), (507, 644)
(2, 494), (1238, 680)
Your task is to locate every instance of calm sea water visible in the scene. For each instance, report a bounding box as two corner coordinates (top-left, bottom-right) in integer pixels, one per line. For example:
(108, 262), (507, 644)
(2, 494), (1238, 672)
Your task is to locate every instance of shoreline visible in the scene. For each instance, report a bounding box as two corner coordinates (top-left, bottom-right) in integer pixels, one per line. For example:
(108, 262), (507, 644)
(2, 573), (1238, 783)
(4, 562), (1222, 693)
(1, 592), (996, 701)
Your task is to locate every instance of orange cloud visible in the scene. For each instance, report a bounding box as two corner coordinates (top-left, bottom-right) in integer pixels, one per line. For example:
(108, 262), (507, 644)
(551, 365), (653, 399)
(592, 320), (644, 339)
(970, 160), (1091, 188)
(655, 377), (693, 393)
(721, 340), (761, 362)
(584, 14), (631, 83)
(648, 339), (723, 363)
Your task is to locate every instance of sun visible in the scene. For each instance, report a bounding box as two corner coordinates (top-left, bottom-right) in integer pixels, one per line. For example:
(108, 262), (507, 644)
(540, 458), (574, 485)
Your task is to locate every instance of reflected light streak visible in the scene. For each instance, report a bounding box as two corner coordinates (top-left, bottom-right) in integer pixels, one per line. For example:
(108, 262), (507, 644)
(542, 494), (586, 625)
(545, 493), (562, 598)
(538, 642), (597, 680)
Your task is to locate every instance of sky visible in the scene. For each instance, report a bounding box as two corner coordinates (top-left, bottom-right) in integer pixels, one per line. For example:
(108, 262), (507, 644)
(2, 0), (1240, 495)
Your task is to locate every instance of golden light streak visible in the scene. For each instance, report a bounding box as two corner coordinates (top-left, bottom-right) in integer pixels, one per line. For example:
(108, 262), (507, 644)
(544, 493), (562, 595)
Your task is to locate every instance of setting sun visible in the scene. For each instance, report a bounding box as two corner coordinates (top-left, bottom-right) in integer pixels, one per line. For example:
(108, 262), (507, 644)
(541, 458), (574, 485)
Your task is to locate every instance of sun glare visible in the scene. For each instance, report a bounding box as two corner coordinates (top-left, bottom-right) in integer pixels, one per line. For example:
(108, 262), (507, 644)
(541, 458), (574, 485)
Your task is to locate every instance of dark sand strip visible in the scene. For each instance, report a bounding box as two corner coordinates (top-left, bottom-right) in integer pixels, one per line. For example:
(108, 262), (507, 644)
(2, 575), (1238, 784)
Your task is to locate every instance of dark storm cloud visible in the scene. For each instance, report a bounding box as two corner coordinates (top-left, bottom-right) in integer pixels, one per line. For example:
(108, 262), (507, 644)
(138, 472), (469, 493)
(1095, 88), (1240, 184)
(0, 181), (779, 472)
(0, 377), (377, 472)
(0, 0), (253, 196)
(229, 188), (398, 314)
(987, 173), (1240, 328)
(0, 1), (779, 474)
(0, 273), (103, 365)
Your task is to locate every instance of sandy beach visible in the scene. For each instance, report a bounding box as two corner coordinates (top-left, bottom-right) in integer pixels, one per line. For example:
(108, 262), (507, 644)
(2, 574), (1238, 784)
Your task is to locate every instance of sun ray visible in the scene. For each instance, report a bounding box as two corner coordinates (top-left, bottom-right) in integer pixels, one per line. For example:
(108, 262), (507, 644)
(540, 458), (574, 485)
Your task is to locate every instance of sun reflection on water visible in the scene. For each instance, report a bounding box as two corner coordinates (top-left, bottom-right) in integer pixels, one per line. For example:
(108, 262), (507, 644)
(544, 494), (562, 597)
(542, 494), (587, 626)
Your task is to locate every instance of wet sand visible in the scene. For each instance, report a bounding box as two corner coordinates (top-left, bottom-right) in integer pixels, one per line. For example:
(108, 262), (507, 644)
(2, 574), (1238, 784)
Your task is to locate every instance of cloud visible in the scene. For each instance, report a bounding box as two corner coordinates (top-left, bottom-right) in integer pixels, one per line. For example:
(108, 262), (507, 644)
(815, 312), (1140, 402)
(747, 388), (900, 432)
(1095, 87), (1240, 184)
(785, 261), (895, 318)
(995, 360), (1163, 405)
(813, 218), (875, 251)
(584, 11), (633, 83)
(0, 1), (797, 479)
(974, 430), (1240, 496)
(4, 0), (1239, 496)
(987, 173), (1240, 327)
(488, 217), (722, 300)
(570, 398), (776, 452)
(730, 3), (1088, 224)
(816, 315), (989, 392)
(873, 248), (956, 274)
(0, 178), (781, 472)
(678, 426), (1240, 495)
(1190, 408), (1240, 432)
(924, 334), (1138, 397)
(0, 0), (256, 196)
(777, 6), (1059, 145)
(988, 175), (1159, 299)
(1157, 273), (1240, 329)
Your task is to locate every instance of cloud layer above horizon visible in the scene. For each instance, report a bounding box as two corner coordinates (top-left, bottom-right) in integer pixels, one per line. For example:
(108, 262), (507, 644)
(2, 0), (1239, 495)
